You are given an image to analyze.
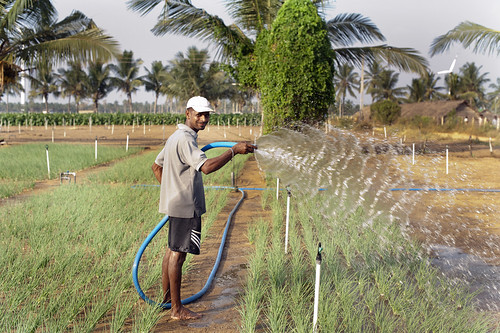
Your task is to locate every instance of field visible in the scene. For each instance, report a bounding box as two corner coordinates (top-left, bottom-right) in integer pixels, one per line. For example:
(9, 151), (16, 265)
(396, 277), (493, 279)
(1, 123), (499, 332)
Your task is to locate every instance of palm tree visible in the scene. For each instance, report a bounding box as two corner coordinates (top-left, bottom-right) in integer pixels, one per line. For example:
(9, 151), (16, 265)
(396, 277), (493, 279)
(406, 71), (445, 102)
(2, 80), (23, 112)
(488, 78), (500, 113)
(367, 69), (406, 102)
(110, 50), (143, 113)
(457, 62), (490, 107)
(444, 73), (461, 100)
(406, 78), (425, 103)
(87, 62), (113, 113)
(0, 0), (119, 97)
(127, 1), (429, 83)
(166, 46), (231, 107)
(57, 62), (87, 113)
(25, 63), (59, 113)
(142, 61), (169, 114)
(334, 63), (359, 116)
(430, 21), (500, 57)
(364, 61), (384, 101)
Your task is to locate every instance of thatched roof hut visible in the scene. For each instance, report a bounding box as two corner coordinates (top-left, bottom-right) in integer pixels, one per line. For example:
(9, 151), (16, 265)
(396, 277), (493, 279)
(355, 100), (479, 124)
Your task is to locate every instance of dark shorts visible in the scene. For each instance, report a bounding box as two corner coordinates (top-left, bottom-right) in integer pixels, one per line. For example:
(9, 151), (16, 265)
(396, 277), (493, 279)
(168, 216), (202, 255)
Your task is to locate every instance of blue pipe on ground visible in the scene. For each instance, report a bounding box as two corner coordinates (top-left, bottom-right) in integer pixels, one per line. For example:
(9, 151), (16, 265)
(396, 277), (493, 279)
(132, 141), (238, 309)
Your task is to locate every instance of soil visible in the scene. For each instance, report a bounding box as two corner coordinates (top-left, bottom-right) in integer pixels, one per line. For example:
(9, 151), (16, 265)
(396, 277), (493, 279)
(2, 124), (499, 329)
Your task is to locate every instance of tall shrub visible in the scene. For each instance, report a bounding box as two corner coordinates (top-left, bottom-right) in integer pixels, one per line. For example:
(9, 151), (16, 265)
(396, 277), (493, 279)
(370, 99), (401, 125)
(255, 0), (335, 134)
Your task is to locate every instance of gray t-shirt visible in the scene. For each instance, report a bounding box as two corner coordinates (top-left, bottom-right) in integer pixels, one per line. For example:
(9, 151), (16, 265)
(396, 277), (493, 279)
(155, 124), (208, 218)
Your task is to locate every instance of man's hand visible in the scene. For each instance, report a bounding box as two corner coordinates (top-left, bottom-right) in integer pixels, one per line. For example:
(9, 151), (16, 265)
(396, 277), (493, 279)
(200, 142), (257, 175)
(231, 142), (257, 155)
(152, 162), (163, 184)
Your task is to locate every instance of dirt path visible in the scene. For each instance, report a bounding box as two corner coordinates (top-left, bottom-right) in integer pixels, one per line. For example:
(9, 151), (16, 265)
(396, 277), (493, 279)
(152, 155), (268, 332)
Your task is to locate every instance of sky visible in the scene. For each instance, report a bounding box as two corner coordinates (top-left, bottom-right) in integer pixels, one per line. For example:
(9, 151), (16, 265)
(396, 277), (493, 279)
(35, 0), (500, 104)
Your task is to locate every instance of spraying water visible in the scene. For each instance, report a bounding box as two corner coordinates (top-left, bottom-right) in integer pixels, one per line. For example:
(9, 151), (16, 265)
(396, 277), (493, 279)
(255, 125), (500, 312)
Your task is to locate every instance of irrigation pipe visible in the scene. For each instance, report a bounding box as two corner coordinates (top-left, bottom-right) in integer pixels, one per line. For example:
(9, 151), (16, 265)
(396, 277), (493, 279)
(391, 188), (500, 192)
(132, 141), (241, 309)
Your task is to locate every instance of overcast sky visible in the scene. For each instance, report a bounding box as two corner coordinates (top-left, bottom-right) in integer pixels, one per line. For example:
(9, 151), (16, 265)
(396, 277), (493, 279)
(48, 0), (499, 104)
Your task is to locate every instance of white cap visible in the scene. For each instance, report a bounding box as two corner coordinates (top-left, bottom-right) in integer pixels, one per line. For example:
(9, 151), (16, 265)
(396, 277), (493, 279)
(186, 96), (214, 113)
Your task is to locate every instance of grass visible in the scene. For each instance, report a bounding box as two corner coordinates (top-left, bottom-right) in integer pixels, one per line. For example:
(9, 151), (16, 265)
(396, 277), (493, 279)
(0, 143), (142, 198)
(239, 178), (498, 332)
(0, 145), (249, 332)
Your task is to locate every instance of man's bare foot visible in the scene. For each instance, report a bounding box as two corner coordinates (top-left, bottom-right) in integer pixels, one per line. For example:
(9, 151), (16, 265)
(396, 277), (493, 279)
(170, 306), (202, 320)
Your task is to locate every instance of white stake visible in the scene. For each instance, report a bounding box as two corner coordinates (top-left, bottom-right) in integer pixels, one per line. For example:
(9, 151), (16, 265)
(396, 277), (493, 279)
(126, 133), (129, 152)
(276, 178), (280, 200)
(285, 188), (291, 254)
(313, 243), (322, 333)
(412, 143), (415, 165)
(112, 124), (114, 135)
(446, 146), (449, 175)
(45, 145), (51, 179)
(52, 128), (54, 143)
(95, 136), (98, 161)
(489, 137), (493, 153)
(383, 126), (387, 139)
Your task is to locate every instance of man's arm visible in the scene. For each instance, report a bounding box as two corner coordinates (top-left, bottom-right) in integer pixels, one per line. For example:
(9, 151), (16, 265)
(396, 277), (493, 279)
(200, 142), (256, 175)
(152, 162), (163, 183)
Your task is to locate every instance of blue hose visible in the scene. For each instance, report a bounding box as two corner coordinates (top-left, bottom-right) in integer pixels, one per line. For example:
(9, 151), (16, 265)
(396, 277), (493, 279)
(132, 141), (238, 309)
(391, 188), (500, 192)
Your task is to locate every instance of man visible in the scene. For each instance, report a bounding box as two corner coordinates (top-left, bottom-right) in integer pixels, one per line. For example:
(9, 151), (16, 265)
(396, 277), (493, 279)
(152, 96), (256, 320)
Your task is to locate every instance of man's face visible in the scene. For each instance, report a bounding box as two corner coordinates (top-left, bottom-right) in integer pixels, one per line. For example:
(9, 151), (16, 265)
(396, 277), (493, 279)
(186, 109), (210, 132)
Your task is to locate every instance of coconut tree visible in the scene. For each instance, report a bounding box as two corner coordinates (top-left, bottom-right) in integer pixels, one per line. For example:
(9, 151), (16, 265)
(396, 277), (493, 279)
(364, 61), (384, 101)
(457, 62), (490, 107)
(127, 1), (429, 84)
(368, 69), (406, 102)
(488, 78), (500, 113)
(110, 50), (143, 113)
(142, 61), (169, 113)
(57, 61), (87, 113)
(430, 21), (500, 57)
(165, 46), (231, 107)
(334, 63), (359, 116)
(0, 0), (119, 98)
(86, 62), (113, 113)
(24, 63), (59, 113)
(406, 78), (426, 103)
(406, 71), (445, 102)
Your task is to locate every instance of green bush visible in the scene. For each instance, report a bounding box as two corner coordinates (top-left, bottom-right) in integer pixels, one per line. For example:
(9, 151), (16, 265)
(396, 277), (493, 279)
(255, 0), (335, 134)
(370, 99), (401, 125)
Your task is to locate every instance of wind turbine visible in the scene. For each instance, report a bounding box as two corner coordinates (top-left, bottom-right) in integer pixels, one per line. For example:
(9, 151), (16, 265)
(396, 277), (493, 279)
(437, 56), (457, 75)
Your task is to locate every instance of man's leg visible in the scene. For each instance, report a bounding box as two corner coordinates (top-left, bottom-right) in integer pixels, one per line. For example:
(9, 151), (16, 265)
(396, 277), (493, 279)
(161, 247), (172, 303)
(168, 250), (202, 320)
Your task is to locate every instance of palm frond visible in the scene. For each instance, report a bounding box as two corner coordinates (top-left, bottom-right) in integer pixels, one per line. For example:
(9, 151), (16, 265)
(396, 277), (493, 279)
(151, 1), (253, 61)
(334, 44), (429, 75)
(126, 0), (164, 16)
(19, 28), (120, 66)
(225, 0), (282, 33)
(326, 13), (385, 47)
(430, 21), (500, 57)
